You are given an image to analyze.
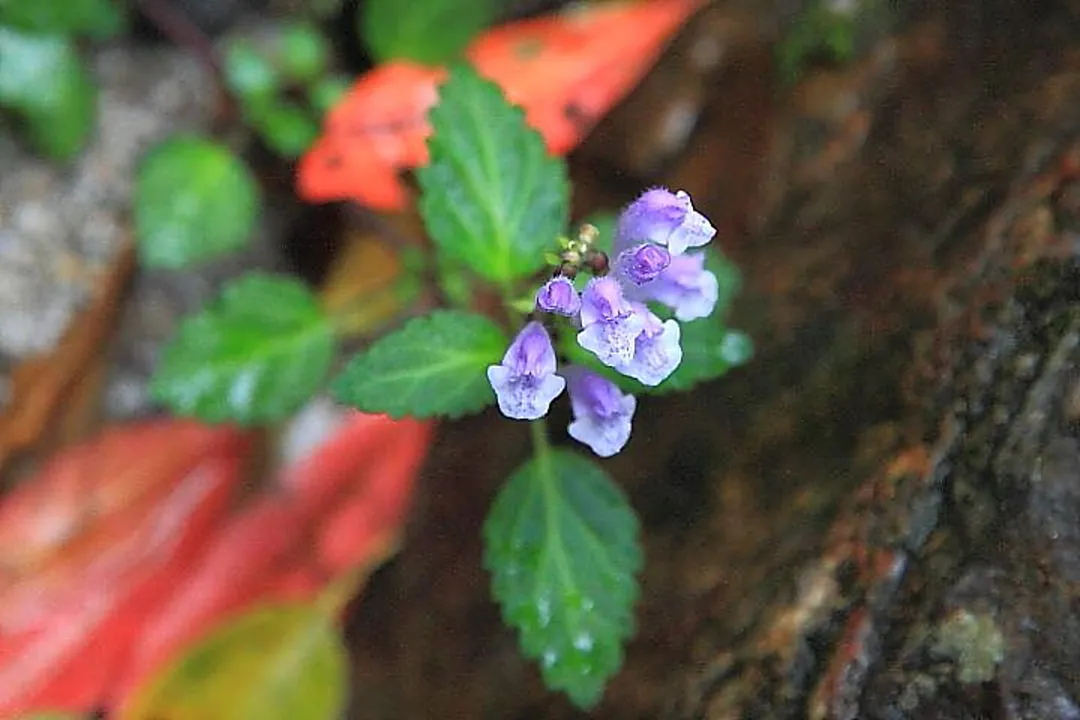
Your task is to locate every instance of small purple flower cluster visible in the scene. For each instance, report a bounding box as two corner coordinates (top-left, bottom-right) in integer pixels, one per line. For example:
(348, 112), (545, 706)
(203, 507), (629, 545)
(486, 188), (719, 457)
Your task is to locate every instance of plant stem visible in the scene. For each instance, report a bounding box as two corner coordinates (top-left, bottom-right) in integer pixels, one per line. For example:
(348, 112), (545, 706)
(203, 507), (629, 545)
(530, 416), (551, 468)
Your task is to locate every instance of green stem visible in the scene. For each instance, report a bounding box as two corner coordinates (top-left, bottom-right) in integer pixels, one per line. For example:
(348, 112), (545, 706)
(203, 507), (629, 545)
(530, 416), (551, 467)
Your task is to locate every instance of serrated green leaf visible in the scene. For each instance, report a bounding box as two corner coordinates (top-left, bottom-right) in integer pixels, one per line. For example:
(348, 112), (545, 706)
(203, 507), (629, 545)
(418, 64), (569, 284)
(361, 0), (494, 64)
(151, 274), (334, 424)
(0, 27), (95, 159)
(120, 603), (346, 720)
(484, 449), (642, 708)
(135, 136), (260, 268)
(331, 310), (507, 418)
(0, 0), (123, 37)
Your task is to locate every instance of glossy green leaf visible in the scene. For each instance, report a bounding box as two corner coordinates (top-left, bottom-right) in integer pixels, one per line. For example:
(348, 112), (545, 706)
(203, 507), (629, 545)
(484, 449), (642, 708)
(0, 0), (122, 37)
(134, 136), (260, 268)
(361, 0), (495, 64)
(151, 274), (335, 424)
(120, 603), (346, 720)
(0, 27), (95, 159)
(332, 310), (507, 418)
(418, 63), (569, 284)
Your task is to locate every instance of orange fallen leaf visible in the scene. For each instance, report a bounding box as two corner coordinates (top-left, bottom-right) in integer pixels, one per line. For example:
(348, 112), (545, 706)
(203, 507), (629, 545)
(297, 0), (703, 210)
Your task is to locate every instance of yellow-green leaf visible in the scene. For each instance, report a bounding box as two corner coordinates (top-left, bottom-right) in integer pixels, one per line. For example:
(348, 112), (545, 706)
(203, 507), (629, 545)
(120, 603), (347, 720)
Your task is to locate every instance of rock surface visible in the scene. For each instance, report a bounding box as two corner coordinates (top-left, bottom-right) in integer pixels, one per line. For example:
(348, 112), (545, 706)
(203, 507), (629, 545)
(0, 43), (215, 361)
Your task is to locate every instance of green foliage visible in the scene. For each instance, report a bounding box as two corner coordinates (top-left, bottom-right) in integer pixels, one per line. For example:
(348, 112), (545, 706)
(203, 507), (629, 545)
(361, 0), (495, 65)
(151, 274), (335, 425)
(135, 136), (260, 268)
(418, 64), (569, 286)
(121, 603), (347, 720)
(277, 22), (329, 84)
(484, 449), (642, 708)
(777, 0), (859, 84)
(0, 27), (95, 159)
(224, 40), (278, 105)
(307, 74), (350, 115)
(0, 0), (122, 37)
(332, 310), (507, 419)
(131, 10), (753, 710)
(223, 24), (336, 159)
(253, 101), (320, 158)
(306, 74), (347, 115)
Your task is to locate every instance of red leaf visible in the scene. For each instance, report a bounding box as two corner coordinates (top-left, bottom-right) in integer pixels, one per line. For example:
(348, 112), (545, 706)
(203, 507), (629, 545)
(0, 409), (433, 716)
(296, 0), (704, 211)
(0, 421), (250, 715)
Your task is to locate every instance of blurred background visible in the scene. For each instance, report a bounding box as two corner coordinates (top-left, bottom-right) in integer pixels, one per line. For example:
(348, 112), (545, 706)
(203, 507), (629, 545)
(4, 0), (1080, 718)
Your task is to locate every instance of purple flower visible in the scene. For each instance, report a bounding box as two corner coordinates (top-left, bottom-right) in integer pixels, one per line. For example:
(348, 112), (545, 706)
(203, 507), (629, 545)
(577, 276), (646, 369)
(535, 275), (582, 316)
(623, 304), (682, 386)
(615, 243), (671, 286)
(643, 252), (719, 321)
(486, 321), (565, 420)
(564, 366), (636, 457)
(615, 188), (716, 256)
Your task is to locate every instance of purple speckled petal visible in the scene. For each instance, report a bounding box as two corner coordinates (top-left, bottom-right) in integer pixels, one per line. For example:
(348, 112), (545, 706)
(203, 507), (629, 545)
(623, 305), (682, 386)
(486, 321), (565, 420)
(577, 278), (646, 369)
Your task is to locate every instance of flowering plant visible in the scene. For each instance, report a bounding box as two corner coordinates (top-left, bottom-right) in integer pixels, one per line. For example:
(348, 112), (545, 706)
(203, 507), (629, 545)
(150, 62), (750, 708)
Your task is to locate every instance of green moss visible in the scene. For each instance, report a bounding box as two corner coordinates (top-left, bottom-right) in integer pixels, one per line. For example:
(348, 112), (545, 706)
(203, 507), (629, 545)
(933, 609), (1005, 684)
